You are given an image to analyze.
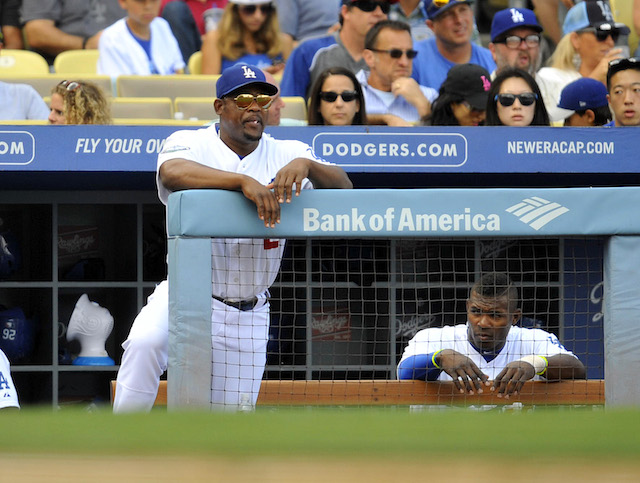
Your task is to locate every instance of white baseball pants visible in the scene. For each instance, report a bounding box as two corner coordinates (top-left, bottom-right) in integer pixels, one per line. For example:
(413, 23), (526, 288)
(113, 280), (269, 412)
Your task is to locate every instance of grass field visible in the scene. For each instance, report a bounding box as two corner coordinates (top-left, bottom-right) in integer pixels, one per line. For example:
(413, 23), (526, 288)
(2, 406), (640, 482)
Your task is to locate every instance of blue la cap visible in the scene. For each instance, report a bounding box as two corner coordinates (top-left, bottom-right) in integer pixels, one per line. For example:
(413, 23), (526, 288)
(558, 77), (609, 112)
(423, 0), (472, 20)
(562, 0), (630, 36)
(491, 8), (542, 42)
(216, 63), (278, 99)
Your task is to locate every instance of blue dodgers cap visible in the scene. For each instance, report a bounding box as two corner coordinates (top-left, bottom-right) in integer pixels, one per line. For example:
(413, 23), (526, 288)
(216, 63), (278, 98)
(562, 0), (629, 36)
(558, 77), (609, 113)
(491, 8), (542, 42)
(423, 0), (472, 20)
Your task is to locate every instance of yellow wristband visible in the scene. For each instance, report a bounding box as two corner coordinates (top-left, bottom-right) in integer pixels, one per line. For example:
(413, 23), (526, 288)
(432, 349), (443, 369)
(518, 355), (548, 375)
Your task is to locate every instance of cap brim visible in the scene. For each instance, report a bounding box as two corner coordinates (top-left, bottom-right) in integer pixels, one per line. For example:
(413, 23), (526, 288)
(431, 0), (473, 19)
(465, 92), (488, 111)
(222, 81), (278, 98)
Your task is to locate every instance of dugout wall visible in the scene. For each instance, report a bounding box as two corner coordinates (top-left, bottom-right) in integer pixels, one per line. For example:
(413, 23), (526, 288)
(167, 188), (640, 409)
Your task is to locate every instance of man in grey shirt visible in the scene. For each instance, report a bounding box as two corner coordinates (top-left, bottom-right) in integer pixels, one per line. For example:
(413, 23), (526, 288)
(21, 0), (125, 64)
(276, 0), (341, 45)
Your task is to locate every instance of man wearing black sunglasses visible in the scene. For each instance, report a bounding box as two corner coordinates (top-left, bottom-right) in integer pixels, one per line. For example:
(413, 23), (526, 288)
(114, 63), (352, 413)
(280, 0), (397, 98)
(359, 20), (437, 125)
(411, 0), (496, 91)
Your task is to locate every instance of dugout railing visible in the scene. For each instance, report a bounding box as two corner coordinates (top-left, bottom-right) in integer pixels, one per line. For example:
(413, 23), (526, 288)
(166, 188), (640, 409)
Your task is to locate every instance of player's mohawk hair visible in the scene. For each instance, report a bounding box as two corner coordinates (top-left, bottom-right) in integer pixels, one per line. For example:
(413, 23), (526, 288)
(472, 272), (519, 308)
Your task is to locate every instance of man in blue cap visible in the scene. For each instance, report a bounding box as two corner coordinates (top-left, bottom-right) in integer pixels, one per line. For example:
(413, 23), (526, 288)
(114, 64), (352, 413)
(411, 0), (495, 91)
(558, 77), (612, 126)
(488, 7), (543, 77)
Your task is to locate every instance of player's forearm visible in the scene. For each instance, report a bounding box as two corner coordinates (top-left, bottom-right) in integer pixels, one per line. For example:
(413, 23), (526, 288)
(159, 159), (247, 192)
(24, 20), (85, 54)
(306, 161), (353, 190)
(544, 354), (586, 381)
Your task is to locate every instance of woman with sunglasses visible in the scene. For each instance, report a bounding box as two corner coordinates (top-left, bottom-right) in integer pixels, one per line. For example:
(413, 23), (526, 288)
(485, 68), (549, 127)
(48, 80), (112, 125)
(201, 0), (288, 75)
(536, 0), (629, 122)
(307, 67), (367, 126)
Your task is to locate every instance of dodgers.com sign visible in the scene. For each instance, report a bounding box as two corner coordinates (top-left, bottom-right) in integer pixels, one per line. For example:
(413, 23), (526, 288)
(312, 132), (467, 168)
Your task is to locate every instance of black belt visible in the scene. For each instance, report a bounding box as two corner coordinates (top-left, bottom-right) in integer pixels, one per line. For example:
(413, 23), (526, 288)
(212, 294), (259, 311)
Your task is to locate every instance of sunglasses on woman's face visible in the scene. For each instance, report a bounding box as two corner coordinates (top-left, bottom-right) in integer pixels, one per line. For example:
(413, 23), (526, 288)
(319, 90), (358, 103)
(579, 27), (620, 43)
(495, 92), (537, 107)
(238, 3), (273, 15)
(351, 0), (391, 15)
(231, 93), (274, 110)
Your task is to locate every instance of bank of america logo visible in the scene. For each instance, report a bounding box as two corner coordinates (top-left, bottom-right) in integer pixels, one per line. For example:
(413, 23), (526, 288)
(506, 197), (569, 230)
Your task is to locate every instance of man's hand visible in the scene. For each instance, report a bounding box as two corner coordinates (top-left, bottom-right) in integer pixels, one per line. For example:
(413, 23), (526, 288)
(491, 360), (536, 398)
(391, 77), (432, 118)
(267, 158), (311, 204)
(241, 176), (280, 228)
(437, 349), (489, 394)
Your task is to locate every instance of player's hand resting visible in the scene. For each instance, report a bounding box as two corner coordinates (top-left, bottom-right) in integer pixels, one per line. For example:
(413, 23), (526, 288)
(437, 349), (489, 394)
(491, 360), (537, 398)
(241, 176), (280, 228)
(267, 158), (311, 204)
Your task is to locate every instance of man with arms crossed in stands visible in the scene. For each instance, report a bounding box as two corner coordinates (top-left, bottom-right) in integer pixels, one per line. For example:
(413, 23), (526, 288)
(359, 19), (437, 126)
(398, 272), (585, 398)
(114, 63), (352, 412)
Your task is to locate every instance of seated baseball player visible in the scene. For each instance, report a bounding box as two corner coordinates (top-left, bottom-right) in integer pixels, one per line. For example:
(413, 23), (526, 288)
(397, 272), (586, 398)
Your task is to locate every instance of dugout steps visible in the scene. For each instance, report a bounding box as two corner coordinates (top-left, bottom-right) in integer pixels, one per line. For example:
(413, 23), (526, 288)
(111, 380), (604, 407)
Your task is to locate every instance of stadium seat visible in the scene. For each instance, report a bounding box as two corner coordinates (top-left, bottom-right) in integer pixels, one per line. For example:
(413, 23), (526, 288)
(187, 51), (202, 75)
(53, 49), (99, 74)
(281, 96), (307, 121)
(116, 75), (219, 100)
(0, 74), (114, 98)
(0, 49), (49, 75)
(174, 97), (217, 121)
(110, 97), (174, 120)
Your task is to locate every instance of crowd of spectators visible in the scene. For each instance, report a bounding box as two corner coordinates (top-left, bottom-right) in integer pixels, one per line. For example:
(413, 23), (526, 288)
(0, 0), (638, 127)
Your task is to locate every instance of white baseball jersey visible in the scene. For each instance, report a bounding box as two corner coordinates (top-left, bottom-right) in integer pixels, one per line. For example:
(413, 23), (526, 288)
(399, 324), (577, 381)
(114, 125), (337, 412)
(157, 125), (329, 299)
(0, 349), (19, 409)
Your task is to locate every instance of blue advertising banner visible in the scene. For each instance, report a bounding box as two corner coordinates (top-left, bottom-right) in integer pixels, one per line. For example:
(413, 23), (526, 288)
(0, 125), (637, 174)
(168, 187), (640, 238)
